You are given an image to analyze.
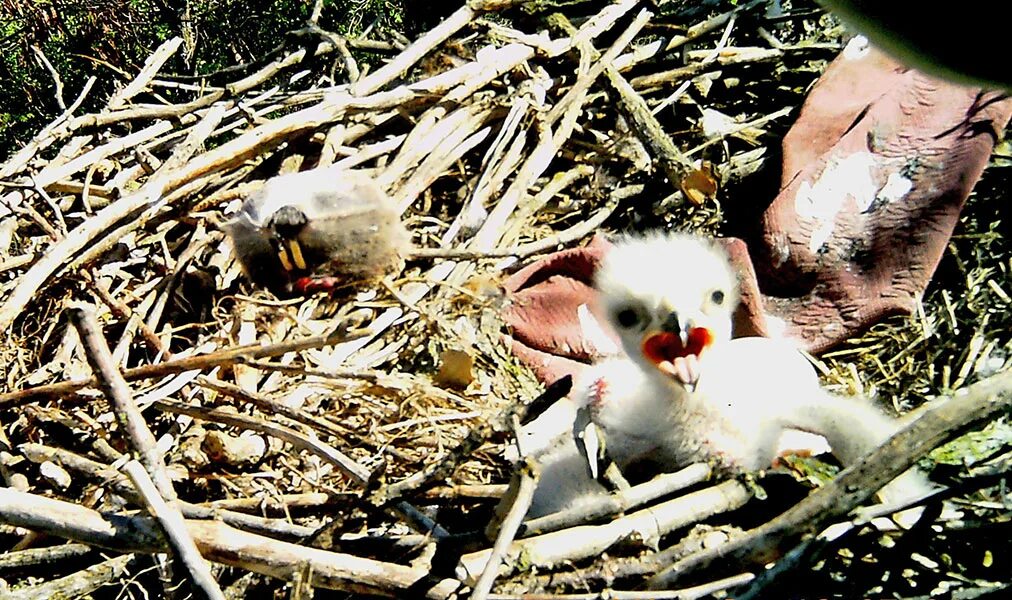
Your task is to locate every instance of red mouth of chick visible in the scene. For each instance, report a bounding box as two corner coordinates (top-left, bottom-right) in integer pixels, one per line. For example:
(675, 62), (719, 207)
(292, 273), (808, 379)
(641, 328), (714, 387)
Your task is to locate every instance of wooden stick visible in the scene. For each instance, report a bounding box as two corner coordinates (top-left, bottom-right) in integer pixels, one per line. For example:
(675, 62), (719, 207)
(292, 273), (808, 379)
(0, 76), (96, 181)
(123, 461), (225, 600)
(484, 573), (755, 599)
(0, 488), (461, 598)
(647, 368), (1012, 589)
(68, 306), (176, 497)
(108, 37), (185, 110)
(69, 306), (224, 599)
(520, 464), (713, 537)
(470, 459), (538, 600)
(151, 399), (373, 485)
(408, 183), (634, 262)
(350, 0), (527, 96)
(3, 554), (136, 600)
(19, 443), (316, 541)
(457, 480), (752, 584)
(0, 543), (95, 571)
(553, 13), (692, 190)
(0, 326), (364, 407)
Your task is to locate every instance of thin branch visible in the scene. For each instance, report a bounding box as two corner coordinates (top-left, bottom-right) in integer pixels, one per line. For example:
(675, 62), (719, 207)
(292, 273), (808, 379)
(457, 480), (752, 584)
(30, 45), (66, 110)
(3, 555), (136, 600)
(108, 37), (184, 110)
(68, 306), (175, 497)
(0, 327), (365, 407)
(470, 459), (538, 600)
(0, 488), (461, 598)
(408, 189), (624, 261)
(123, 461), (225, 600)
(647, 368), (1012, 589)
(520, 464), (713, 537)
(69, 306), (224, 599)
(19, 442), (317, 541)
(151, 399), (373, 485)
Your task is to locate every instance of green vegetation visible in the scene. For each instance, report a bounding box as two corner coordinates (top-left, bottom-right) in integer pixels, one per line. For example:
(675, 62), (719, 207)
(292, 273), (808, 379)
(0, 0), (411, 158)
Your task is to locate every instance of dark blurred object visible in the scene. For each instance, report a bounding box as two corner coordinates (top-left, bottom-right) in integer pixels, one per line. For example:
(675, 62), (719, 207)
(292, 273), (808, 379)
(820, 0), (1011, 90)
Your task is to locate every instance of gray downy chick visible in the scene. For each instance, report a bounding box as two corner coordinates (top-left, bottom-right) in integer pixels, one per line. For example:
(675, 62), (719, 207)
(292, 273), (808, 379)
(224, 168), (410, 295)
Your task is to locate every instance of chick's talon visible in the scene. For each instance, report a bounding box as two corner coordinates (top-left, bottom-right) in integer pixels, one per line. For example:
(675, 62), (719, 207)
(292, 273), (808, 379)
(601, 462), (632, 493)
(739, 471), (768, 501)
(573, 406), (604, 480)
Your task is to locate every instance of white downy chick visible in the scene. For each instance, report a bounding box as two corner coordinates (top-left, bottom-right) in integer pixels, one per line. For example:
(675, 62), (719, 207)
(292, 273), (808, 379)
(224, 168), (409, 295)
(521, 232), (932, 518)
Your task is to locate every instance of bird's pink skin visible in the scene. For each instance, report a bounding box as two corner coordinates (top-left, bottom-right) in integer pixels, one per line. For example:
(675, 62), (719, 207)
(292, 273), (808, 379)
(293, 276), (344, 295)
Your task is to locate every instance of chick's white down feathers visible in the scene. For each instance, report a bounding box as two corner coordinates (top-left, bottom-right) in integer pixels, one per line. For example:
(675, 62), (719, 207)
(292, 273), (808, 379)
(518, 232), (932, 518)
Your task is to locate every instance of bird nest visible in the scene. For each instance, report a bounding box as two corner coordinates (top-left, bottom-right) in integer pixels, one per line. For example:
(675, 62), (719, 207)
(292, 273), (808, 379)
(1, 0), (1009, 598)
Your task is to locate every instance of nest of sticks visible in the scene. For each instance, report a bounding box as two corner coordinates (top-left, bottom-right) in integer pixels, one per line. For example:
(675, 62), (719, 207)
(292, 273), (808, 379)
(1, 0), (1010, 598)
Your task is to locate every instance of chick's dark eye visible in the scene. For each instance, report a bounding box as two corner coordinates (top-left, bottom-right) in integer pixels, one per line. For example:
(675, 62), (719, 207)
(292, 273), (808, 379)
(615, 308), (641, 329)
(711, 290), (725, 305)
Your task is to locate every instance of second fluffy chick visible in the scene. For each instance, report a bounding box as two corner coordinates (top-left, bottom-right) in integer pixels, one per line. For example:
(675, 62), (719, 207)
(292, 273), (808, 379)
(224, 168), (409, 295)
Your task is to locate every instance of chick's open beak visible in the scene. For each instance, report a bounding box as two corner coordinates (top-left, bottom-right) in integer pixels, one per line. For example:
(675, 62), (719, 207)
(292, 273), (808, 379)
(641, 327), (714, 388)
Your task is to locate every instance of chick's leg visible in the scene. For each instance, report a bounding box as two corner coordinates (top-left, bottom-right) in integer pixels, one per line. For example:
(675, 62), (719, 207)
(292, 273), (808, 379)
(525, 430), (609, 518)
